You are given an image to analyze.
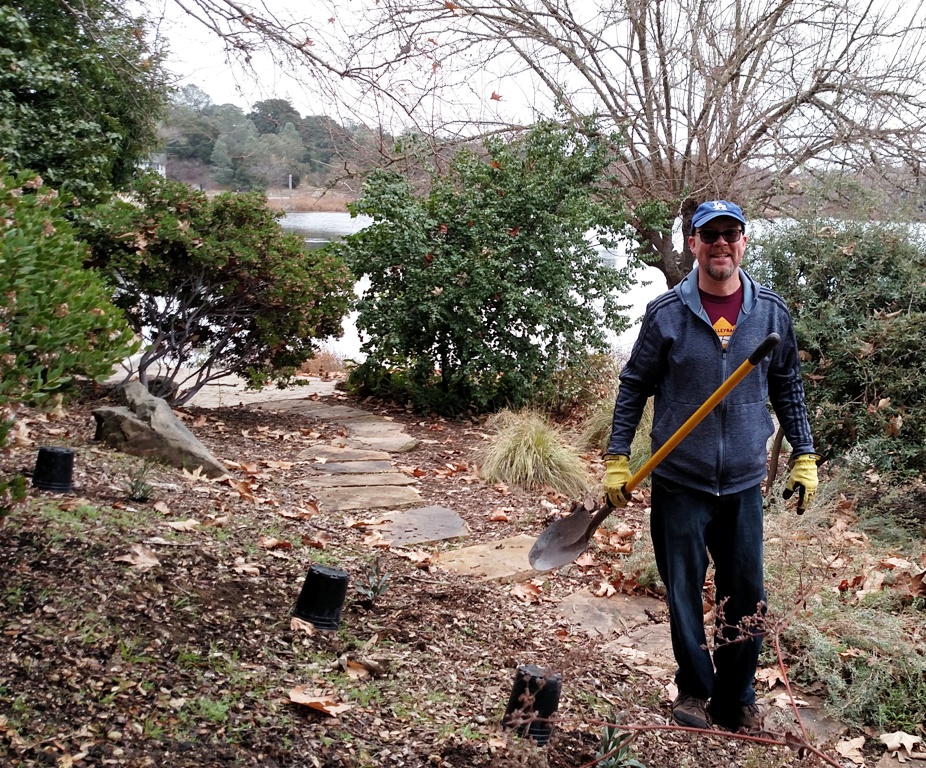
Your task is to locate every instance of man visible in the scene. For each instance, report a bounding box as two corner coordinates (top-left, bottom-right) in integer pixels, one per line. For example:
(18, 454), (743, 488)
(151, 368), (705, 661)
(603, 200), (819, 732)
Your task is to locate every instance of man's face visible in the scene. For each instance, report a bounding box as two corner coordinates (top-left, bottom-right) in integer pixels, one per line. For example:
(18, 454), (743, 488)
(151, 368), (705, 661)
(688, 216), (747, 284)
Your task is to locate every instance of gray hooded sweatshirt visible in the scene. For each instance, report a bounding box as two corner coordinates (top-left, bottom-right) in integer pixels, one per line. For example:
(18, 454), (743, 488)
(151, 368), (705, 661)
(606, 267), (815, 496)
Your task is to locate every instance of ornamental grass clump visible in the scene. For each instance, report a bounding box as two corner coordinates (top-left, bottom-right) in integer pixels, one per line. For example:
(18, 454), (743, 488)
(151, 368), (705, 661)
(477, 410), (591, 498)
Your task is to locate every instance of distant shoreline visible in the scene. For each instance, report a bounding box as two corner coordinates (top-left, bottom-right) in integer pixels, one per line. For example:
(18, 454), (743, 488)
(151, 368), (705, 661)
(265, 187), (354, 214)
(201, 184), (355, 213)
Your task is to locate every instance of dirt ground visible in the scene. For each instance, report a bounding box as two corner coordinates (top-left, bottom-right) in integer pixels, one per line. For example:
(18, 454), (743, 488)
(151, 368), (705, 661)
(0, 384), (870, 768)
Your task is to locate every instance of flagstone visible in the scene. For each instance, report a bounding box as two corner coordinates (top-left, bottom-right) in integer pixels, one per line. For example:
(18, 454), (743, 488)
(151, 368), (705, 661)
(295, 472), (417, 488)
(434, 534), (538, 582)
(312, 485), (422, 511)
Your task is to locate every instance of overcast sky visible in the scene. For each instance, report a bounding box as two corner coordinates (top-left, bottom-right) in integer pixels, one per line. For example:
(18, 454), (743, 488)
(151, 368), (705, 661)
(147, 0), (310, 113)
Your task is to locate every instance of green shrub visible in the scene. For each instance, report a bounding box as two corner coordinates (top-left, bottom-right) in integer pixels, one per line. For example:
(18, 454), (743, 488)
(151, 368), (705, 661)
(75, 174), (353, 404)
(334, 120), (637, 415)
(0, 1), (168, 204)
(752, 220), (926, 476)
(477, 410), (592, 498)
(0, 164), (138, 444)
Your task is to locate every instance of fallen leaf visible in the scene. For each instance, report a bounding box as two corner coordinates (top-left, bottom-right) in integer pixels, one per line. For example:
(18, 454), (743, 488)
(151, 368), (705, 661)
(510, 582), (542, 603)
(348, 517), (391, 528)
(153, 501), (171, 515)
(894, 570), (926, 597)
(232, 558), (260, 575)
(770, 692), (811, 709)
(592, 580), (616, 598)
(258, 537), (292, 550)
(302, 532), (330, 549)
(166, 519), (199, 531)
(755, 666), (787, 689)
(838, 647), (865, 660)
(362, 530), (392, 548)
(288, 686), (352, 716)
(114, 544), (160, 571)
(226, 477), (256, 501)
(393, 548), (432, 566)
(574, 552), (597, 567)
(880, 731), (923, 756)
(290, 617), (316, 635)
(10, 419), (32, 446)
(264, 460), (294, 469)
(278, 506), (317, 520)
(488, 508), (509, 522)
(835, 736), (866, 764)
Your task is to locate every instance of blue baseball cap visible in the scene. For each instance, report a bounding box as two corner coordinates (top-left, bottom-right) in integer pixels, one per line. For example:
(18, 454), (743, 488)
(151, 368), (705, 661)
(690, 200), (747, 234)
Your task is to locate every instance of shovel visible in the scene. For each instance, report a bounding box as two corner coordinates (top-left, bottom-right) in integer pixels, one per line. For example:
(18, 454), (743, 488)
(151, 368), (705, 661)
(528, 332), (781, 571)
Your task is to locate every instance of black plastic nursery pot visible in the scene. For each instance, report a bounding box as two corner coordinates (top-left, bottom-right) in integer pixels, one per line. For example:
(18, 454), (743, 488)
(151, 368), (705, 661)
(32, 446), (75, 493)
(293, 563), (350, 630)
(501, 664), (562, 746)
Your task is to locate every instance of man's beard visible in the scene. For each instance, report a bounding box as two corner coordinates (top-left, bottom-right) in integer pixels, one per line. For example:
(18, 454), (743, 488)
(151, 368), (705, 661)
(706, 257), (737, 282)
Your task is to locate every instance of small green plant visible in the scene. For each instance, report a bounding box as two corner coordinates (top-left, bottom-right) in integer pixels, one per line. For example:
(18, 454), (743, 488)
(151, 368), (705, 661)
(0, 473), (27, 517)
(596, 717), (646, 768)
(124, 459), (156, 502)
(192, 695), (233, 723)
(348, 682), (382, 707)
(355, 558), (391, 605)
(477, 409), (592, 498)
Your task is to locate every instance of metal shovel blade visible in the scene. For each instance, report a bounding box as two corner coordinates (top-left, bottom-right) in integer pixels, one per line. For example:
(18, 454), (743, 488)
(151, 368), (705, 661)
(528, 497), (613, 571)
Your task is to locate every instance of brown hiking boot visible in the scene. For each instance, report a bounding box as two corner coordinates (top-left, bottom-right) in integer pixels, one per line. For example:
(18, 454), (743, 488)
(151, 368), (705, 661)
(671, 693), (709, 729)
(709, 701), (764, 732)
(737, 702), (763, 733)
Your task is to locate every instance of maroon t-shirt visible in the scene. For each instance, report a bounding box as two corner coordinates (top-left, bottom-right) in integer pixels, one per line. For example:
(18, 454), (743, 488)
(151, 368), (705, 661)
(699, 285), (743, 349)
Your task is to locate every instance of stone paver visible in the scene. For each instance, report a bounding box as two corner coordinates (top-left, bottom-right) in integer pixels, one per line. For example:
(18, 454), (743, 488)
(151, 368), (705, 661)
(371, 506), (469, 546)
(307, 460), (395, 474)
(187, 375), (339, 407)
(434, 534), (538, 582)
(296, 472), (418, 488)
(297, 446), (391, 461)
(558, 588), (667, 638)
(310, 485), (422, 512)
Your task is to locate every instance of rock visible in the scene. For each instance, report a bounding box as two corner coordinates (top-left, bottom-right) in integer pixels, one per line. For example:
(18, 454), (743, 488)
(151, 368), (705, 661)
(92, 381), (227, 478)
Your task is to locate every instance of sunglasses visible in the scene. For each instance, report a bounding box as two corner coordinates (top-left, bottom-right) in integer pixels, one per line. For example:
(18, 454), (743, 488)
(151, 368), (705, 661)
(696, 228), (743, 244)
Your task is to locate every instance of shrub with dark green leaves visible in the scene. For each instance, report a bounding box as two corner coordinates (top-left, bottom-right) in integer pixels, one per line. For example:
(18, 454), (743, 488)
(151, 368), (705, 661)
(0, 1), (169, 204)
(0, 165), (138, 445)
(752, 219), (926, 475)
(333, 120), (636, 415)
(76, 174), (353, 404)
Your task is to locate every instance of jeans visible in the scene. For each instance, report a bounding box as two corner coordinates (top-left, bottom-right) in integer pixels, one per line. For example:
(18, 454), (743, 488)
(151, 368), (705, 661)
(650, 475), (766, 711)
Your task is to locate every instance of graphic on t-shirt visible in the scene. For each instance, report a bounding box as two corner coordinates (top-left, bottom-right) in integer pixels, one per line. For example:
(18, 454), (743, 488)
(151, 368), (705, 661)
(713, 317), (735, 348)
(700, 285), (743, 350)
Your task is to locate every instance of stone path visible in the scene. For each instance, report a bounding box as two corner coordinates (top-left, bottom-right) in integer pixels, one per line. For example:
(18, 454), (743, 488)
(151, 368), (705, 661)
(188, 375), (861, 753)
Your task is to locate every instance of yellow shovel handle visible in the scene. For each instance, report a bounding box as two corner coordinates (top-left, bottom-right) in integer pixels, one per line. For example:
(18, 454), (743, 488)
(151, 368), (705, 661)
(623, 333), (780, 494)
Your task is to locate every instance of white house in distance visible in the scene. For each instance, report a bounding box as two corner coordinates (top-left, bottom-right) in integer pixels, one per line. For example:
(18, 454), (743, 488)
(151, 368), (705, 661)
(139, 153), (167, 177)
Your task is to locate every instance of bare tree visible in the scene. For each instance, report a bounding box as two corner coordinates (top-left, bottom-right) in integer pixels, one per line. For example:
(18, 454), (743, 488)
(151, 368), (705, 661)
(159, 0), (926, 286)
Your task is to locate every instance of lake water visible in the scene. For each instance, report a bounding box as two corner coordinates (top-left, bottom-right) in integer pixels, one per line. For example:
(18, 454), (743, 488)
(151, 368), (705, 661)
(281, 211), (665, 361)
(282, 211), (373, 251)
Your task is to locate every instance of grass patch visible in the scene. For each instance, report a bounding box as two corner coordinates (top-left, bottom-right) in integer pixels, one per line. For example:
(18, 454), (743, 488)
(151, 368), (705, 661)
(578, 393), (654, 476)
(477, 410), (592, 498)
